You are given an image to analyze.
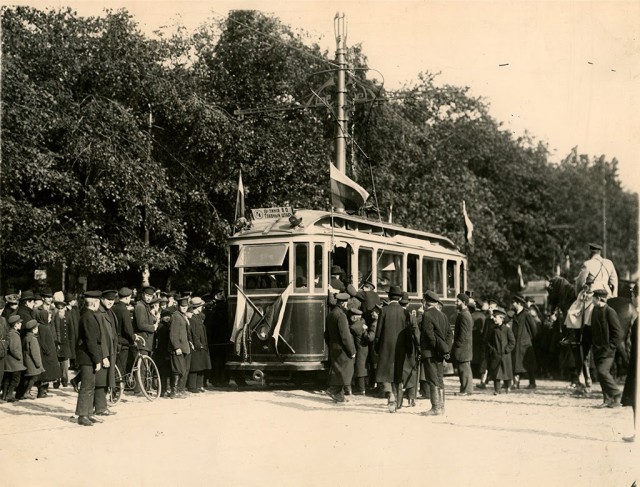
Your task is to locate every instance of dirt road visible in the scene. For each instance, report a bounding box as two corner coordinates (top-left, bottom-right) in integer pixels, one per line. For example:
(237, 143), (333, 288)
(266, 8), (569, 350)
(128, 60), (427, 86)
(1, 378), (636, 487)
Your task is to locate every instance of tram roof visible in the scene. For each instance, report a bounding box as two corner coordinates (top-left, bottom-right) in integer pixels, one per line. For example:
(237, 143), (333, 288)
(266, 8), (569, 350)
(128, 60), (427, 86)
(230, 209), (464, 256)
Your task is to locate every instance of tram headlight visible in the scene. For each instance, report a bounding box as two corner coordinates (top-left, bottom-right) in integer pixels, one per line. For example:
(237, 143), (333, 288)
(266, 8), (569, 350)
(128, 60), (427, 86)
(257, 324), (270, 341)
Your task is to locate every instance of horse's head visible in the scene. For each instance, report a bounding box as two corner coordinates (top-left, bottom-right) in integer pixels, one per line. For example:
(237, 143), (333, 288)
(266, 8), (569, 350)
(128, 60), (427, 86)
(546, 276), (575, 313)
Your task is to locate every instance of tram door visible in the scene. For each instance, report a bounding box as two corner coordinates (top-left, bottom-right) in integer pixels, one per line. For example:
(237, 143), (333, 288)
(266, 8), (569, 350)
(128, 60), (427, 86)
(330, 242), (353, 288)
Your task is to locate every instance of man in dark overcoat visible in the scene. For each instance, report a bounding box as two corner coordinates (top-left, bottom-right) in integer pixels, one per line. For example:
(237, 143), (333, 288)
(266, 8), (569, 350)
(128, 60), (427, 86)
(112, 288), (135, 379)
(95, 291), (118, 403)
(326, 292), (356, 403)
(348, 307), (373, 395)
(374, 285), (409, 412)
(486, 307), (516, 394)
(17, 291), (36, 325)
(205, 289), (231, 387)
(590, 288), (624, 408)
(74, 291), (107, 426)
(133, 286), (158, 393)
(53, 299), (71, 387)
(511, 295), (538, 389)
(34, 294), (61, 398)
(420, 290), (451, 415)
(65, 293), (80, 369)
(453, 293), (474, 395)
(355, 280), (380, 390)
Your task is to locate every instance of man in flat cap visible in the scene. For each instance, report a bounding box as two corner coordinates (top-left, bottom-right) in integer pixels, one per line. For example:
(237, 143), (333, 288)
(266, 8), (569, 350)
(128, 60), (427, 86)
(133, 286), (158, 393)
(511, 295), (538, 389)
(325, 292), (356, 403)
(168, 296), (191, 397)
(453, 293), (474, 396)
(374, 285), (410, 412)
(95, 291), (118, 401)
(590, 288), (624, 408)
(17, 291), (36, 324)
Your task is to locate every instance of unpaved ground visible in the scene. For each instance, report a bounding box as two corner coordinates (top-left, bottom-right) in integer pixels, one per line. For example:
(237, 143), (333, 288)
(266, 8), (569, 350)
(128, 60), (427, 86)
(0, 378), (636, 487)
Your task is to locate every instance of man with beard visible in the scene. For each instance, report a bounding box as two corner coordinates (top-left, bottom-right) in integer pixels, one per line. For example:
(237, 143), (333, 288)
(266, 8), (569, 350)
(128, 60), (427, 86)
(453, 293), (474, 396)
(374, 285), (410, 413)
(74, 291), (109, 426)
(420, 291), (452, 416)
(326, 292), (356, 404)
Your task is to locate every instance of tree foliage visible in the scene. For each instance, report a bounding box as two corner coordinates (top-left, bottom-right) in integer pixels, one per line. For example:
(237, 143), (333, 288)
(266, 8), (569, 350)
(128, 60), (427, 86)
(1, 7), (637, 296)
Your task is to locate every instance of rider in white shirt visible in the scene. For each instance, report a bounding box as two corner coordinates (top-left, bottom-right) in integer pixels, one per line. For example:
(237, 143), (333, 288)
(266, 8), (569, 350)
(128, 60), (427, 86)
(575, 243), (618, 298)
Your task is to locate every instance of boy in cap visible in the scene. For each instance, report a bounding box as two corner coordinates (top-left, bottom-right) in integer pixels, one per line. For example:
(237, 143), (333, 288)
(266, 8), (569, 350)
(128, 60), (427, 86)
(19, 320), (45, 399)
(485, 308), (515, 394)
(1, 316), (26, 402)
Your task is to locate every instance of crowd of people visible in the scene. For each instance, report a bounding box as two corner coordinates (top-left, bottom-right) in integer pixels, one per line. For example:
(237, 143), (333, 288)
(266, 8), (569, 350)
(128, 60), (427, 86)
(324, 243), (637, 441)
(0, 286), (231, 426)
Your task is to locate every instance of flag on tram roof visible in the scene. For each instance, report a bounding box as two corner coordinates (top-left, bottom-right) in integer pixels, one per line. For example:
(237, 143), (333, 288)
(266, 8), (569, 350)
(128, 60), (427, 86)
(462, 200), (474, 246)
(235, 169), (245, 221)
(330, 163), (369, 212)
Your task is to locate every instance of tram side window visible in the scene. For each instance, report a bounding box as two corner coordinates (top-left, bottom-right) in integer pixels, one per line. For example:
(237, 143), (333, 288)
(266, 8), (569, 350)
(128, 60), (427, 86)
(422, 258), (443, 297)
(313, 243), (323, 291)
(236, 243), (290, 292)
(407, 254), (419, 295)
(460, 262), (466, 293)
(229, 245), (239, 295)
(358, 247), (373, 288)
(446, 260), (457, 298)
(377, 250), (403, 292)
(294, 243), (309, 291)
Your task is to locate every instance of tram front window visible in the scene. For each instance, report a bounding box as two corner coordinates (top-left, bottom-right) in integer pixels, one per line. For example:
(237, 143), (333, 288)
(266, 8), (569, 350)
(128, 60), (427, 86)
(235, 243), (290, 292)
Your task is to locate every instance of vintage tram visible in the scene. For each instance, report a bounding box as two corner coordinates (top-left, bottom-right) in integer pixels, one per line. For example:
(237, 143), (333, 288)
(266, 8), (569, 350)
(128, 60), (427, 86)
(226, 209), (467, 383)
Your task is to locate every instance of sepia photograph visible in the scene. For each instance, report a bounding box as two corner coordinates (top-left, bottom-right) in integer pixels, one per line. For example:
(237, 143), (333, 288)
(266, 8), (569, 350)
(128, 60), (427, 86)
(0, 1), (638, 486)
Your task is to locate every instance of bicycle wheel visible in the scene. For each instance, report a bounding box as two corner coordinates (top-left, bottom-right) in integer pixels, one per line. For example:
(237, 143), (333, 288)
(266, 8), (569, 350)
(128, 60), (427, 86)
(135, 355), (161, 401)
(109, 365), (124, 405)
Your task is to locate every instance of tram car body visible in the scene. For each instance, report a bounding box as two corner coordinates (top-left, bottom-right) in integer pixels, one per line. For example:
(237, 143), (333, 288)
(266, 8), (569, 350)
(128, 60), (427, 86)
(226, 209), (467, 383)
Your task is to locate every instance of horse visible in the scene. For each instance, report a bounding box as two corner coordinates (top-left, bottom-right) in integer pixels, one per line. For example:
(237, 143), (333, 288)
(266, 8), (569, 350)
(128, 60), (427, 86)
(547, 275), (636, 383)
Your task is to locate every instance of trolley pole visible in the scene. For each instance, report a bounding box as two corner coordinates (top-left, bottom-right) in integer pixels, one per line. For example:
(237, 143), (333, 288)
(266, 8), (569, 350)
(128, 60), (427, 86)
(334, 12), (347, 174)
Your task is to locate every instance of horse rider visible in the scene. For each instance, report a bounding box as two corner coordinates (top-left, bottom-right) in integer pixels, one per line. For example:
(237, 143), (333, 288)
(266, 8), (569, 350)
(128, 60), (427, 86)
(576, 242), (618, 299)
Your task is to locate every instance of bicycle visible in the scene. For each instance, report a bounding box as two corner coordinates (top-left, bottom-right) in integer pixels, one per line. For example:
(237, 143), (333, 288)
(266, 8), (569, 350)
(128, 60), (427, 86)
(109, 336), (161, 403)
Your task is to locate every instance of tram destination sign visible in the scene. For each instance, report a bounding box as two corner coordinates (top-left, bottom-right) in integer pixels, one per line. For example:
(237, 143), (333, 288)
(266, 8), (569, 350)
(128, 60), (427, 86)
(251, 206), (293, 221)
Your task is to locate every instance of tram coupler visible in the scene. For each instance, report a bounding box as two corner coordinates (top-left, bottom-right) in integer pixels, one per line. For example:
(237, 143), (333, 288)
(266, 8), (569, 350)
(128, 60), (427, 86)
(252, 369), (265, 385)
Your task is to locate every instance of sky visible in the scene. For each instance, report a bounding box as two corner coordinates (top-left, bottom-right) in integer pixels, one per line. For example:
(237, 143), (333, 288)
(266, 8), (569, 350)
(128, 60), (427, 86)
(11, 0), (640, 192)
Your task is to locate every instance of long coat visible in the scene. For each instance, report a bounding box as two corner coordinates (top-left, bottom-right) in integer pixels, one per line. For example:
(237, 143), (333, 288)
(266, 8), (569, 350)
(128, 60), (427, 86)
(75, 308), (103, 367)
(349, 317), (374, 378)
(23, 332), (45, 377)
(189, 313), (212, 372)
(452, 309), (473, 363)
(53, 312), (71, 360)
(66, 305), (80, 361)
(95, 305), (118, 388)
(512, 310), (538, 374)
(486, 323), (516, 380)
(326, 306), (355, 386)
(420, 306), (452, 361)
(471, 310), (488, 366)
(112, 301), (135, 347)
(37, 322), (62, 382)
(169, 311), (190, 355)
(590, 304), (623, 359)
(375, 302), (409, 384)
(5, 328), (26, 372)
(400, 312), (421, 389)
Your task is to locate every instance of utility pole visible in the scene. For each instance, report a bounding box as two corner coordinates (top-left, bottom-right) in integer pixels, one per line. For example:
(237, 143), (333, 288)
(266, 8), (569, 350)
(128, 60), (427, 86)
(602, 165), (607, 258)
(142, 105), (152, 286)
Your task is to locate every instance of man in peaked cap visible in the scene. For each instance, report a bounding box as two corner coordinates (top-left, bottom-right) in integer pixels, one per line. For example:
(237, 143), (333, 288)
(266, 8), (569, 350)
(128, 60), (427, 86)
(112, 288), (135, 376)
(576, 243), (618, 299)
(453, 293), (474, 396)
(325, 292), (356, 404)
(420, 290), (451, 415)
(374, 285), (410, 413)
(168, 295), (191, 397)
